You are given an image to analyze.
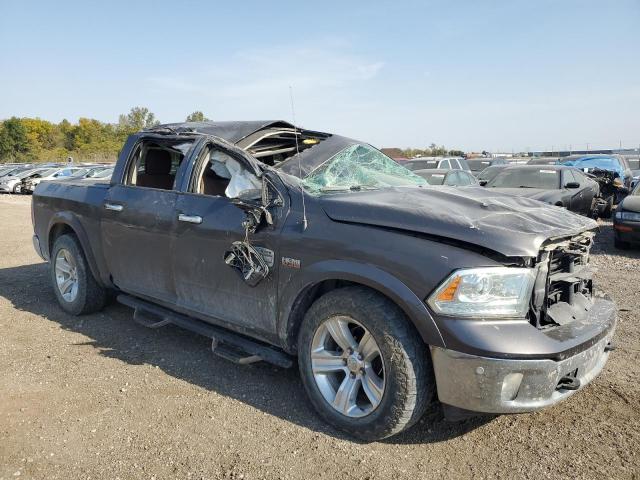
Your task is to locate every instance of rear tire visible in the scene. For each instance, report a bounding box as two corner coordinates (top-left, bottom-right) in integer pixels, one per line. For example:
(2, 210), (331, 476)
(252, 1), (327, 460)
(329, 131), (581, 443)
(50, 234), (108, 315)
(297, 286), (435, 441)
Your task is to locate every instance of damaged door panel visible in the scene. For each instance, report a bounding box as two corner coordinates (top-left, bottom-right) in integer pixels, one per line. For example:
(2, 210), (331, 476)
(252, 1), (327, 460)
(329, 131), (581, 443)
(172, 140), (284, 337)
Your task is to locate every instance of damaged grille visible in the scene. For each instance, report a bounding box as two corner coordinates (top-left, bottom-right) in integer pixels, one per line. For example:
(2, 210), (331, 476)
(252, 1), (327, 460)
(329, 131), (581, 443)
(531, 233), (595, 328)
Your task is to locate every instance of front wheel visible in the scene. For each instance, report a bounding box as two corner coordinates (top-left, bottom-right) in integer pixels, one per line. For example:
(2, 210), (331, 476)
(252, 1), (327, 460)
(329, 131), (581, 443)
(50, 234), (108, 315)
(298, 287), (435, 441)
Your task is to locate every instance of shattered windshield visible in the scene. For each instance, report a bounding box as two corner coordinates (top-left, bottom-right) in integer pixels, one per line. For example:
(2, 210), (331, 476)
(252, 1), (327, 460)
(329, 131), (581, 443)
(302, 144), (427, 194)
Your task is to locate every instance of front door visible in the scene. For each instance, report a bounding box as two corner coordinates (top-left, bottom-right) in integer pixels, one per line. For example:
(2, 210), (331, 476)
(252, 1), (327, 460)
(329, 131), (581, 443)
(172, 192), (281, 337)
(171, 141), (281, 338)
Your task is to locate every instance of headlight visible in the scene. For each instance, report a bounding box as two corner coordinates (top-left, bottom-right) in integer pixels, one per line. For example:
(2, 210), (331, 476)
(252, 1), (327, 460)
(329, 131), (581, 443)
(616, 211), (640, 222)
(427, 267), (535, 318)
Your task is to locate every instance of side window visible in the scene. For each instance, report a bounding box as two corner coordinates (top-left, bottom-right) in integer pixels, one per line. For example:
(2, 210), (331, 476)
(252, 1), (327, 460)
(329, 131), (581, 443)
(125, 142), (186, 191)
(191, 146), (262, 200)
(440, 159), (451, 169)
(452, 159), (462, 169)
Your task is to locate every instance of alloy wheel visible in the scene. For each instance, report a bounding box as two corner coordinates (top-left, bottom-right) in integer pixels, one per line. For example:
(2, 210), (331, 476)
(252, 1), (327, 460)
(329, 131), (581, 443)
(310, 316), (385, 418)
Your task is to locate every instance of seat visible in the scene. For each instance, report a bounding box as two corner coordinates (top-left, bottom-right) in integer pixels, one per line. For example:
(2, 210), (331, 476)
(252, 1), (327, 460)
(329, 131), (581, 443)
(202, 168), (230, 196)
(136, 149), (174, 190)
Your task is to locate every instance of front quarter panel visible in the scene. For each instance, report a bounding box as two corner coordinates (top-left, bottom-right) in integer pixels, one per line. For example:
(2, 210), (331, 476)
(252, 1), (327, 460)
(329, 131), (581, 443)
(275, 195), (506, 350)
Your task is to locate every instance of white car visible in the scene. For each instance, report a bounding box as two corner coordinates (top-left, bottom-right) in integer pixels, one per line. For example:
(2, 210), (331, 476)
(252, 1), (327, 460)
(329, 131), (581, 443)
(23, 167), (84, 193)
(0, 168), (51, 193)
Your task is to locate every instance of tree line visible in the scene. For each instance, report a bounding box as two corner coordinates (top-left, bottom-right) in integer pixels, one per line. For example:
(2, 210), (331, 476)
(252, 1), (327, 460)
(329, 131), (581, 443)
(402, 144), (465, 158)
(1, 108), (462, 164)
(0, 108), (209, 164)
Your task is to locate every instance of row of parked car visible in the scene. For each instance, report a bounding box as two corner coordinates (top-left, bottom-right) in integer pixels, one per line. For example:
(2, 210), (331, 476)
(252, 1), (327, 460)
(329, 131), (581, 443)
(0, 163), (114, 194)
(399, 154), (639, 220)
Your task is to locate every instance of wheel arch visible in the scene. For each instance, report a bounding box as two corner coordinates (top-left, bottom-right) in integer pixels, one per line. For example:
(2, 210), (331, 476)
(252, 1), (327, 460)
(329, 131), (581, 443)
(46, 212), (105, 287)
(279, 260), (445, 354)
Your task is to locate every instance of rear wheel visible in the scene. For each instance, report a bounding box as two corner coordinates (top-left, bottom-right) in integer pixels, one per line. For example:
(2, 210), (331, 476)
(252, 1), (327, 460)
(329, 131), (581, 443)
(298, 286), (435, 441)
(50, 234), (108, 315)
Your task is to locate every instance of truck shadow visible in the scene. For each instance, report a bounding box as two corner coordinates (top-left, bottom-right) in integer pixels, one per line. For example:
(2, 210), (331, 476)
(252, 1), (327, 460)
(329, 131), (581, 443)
(0, 261), (491, 445)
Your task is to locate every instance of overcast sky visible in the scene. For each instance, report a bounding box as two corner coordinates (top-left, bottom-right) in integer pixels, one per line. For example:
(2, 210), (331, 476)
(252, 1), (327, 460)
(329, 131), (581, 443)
(1, 0), (638, 152)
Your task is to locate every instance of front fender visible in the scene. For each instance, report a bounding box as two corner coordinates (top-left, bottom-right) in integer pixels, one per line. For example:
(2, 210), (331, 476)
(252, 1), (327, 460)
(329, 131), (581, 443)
(279, 259), (446, 349)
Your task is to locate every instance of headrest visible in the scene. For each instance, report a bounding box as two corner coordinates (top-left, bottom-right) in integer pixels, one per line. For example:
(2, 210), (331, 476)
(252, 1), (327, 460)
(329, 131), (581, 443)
(145, 149), (172, 175)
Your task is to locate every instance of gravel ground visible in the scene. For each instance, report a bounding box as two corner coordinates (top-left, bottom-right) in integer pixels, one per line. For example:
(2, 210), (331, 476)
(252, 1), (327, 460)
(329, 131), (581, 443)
(0, 194), (638, 480)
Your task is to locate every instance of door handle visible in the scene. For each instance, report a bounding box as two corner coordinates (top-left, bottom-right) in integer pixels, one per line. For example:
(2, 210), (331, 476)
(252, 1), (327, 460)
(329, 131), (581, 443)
(104, 203), (124, 212)
(178, 213), (203, 224)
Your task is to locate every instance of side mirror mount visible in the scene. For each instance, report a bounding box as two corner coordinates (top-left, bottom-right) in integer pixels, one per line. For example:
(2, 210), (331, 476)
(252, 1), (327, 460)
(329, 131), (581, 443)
(479, 180), (488, 186)
(565, 182), (580, 189)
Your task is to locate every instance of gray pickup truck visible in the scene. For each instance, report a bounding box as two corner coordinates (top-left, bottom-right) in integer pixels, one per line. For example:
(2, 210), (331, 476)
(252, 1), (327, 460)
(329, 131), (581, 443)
(32, 121), (616, 440)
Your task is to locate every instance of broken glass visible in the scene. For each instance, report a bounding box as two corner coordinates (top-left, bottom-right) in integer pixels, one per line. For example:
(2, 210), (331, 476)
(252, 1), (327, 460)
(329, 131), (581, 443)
(209, 150), (262, 200)
(301, 144), (426, 194)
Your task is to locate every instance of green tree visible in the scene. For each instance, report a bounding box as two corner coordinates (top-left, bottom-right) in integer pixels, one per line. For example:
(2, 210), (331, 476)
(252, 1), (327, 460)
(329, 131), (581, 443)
(0, 117), (30, 162)
(185, 111), (209, 122)
(118, 106), (160, 133)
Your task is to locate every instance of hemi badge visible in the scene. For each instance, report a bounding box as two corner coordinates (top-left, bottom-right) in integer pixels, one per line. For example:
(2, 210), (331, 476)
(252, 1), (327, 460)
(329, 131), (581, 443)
(282, 257), (301, 269)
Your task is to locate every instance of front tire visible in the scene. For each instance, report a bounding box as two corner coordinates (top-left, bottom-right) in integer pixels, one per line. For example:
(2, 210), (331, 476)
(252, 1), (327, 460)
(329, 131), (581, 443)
(50, 234), (108, 315)
(298, 286), (435, 441)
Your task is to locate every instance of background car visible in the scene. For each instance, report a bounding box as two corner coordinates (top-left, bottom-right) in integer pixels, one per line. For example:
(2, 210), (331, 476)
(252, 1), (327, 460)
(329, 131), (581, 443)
(413, 168), (478, 186)
(484, 165), (599, 216)
(614, 181), (640, 249)
(477, 164), (508, 185)
(561, 155), (632, 189)
(404, 157), (470, 171)
(22, 166), (84, 193)
(627, 158), (640, 188)
(526, 157), (560, 165)
(0, 167), (51, 193)
(466, 158), (507, 174)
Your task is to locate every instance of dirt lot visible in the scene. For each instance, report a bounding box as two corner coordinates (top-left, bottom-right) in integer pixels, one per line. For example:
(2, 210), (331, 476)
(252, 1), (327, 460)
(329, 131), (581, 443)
(0, 194), (638, 480)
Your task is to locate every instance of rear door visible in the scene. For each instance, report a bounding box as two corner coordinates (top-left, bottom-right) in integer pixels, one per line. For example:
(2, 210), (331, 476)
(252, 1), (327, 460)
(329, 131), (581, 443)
(171, 139), (283, 338)
(100, 138), (193, 304)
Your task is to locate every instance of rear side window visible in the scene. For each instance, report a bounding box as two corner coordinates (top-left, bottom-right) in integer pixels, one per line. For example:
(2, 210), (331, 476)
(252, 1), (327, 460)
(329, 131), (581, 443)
(440, 159), (451, 169)
(124, 140), (194, 191)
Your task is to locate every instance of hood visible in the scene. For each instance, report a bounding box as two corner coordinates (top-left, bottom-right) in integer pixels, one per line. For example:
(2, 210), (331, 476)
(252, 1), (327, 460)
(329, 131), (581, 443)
(484, 187), (560, 203)
(319, 186), (597, 258)
(620, 195), (640, 214)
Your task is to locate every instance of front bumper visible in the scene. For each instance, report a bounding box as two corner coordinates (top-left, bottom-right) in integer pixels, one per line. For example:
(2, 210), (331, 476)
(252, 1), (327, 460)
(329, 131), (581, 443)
(431, 309), (616, 414)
